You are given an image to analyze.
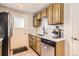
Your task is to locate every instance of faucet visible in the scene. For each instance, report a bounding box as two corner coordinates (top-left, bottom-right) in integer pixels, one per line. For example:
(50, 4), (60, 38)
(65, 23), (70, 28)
(43, 26), (48, 35)
(43, 26), (45, 35)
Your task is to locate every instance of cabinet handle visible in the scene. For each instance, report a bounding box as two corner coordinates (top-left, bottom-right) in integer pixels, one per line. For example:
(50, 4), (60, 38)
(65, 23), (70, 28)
(72, 37), (79, 41)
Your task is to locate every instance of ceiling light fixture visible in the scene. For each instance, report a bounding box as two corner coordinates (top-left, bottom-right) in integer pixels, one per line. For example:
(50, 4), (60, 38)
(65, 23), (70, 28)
(17, 3), (24, 10)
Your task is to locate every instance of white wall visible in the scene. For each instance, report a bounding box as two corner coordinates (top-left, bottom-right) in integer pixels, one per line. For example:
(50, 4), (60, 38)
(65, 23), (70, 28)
(64, 3), (71, 56)
(0, 6), (33, 49)
(28, 14), (38, 34)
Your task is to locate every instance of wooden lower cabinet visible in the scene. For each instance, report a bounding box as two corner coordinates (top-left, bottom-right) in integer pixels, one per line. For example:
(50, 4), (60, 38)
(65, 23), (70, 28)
(36, 37), (41, 55)
(29, 34), (33, 48)
(55, 40), (64, 56)
(29, 34), (41, 55)
(29, 34), (64, 56)
(32, 36), (36, 51)
(0, 42), (2, 56)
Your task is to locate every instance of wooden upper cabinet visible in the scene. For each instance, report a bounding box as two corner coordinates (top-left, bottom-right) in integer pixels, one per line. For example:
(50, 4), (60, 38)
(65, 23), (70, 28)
(33, 3), (64, 26)
(52, 3), (64, 24)
(47, 3), (64, 25)
(33, 15), (41, 27)
(60, 3), (64, 24)
(47, 5), (53, 24)
(41, 8), (47, 18)
(36, 12), (41, 20)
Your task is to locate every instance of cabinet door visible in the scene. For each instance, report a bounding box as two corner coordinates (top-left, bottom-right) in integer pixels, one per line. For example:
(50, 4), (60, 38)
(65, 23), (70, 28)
(29, 34), (33, 48)
(36, 37), (41, 55)
(47, 5), (53, 24)
(0, 42), (2, 56)
(33, 16), (41, 27)
(53, 3), (64, 24)
(32, 36), (36, 50)
(36, 13), (41, 20)
(33, 16), (37, 27)
(60, 3), (64, 23)
(56, 40), (64, 56)
(41, 9), (47, 18)
(53, 3), (60, 24)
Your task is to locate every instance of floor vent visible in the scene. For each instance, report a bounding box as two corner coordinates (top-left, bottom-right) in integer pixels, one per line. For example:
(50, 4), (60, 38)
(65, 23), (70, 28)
(13, 46), (28, 54)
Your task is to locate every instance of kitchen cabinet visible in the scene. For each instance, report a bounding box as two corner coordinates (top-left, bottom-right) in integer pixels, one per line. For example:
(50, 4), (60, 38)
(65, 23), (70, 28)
(29, 34), (33, 48)
(29, 34), (41, 55)
(0, 42), (2, 56)
(47, 3), (64, 24)
(29, 34), (64, 56)
(36, 37), (41, 55)
(33, 3), (64, 25)
(55, 40), (64, 56)
(52, 3), (64, 24)
(36, 13), (41, 20)
(41, 8), (47, 18)
(33, 16), (41, 27)
(32, 36), (36, 51)
(47, 4), (53, 24)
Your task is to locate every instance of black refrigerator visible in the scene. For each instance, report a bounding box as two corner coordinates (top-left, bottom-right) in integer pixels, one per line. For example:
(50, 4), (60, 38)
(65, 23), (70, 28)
(0, 12), (8, 56)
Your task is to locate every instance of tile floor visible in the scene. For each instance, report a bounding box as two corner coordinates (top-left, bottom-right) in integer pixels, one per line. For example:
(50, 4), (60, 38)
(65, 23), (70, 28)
(13, 47), (38, 56)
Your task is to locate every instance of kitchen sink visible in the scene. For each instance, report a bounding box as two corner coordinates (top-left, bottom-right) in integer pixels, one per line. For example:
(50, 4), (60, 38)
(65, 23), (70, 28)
(37, 34), (44, 36)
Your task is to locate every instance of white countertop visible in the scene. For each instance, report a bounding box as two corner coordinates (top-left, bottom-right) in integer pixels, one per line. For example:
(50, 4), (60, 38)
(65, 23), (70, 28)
(29, 33), (64, 42)
(0, 38), (3, 42)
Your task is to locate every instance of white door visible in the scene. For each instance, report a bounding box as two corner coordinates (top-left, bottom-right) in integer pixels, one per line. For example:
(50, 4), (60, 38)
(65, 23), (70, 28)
(70, 4), (79, 56)
(11, 16), (28, 49)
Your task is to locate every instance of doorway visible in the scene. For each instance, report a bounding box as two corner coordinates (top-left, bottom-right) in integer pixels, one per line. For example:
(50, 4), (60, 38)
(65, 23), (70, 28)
(9, 16), (28, 55)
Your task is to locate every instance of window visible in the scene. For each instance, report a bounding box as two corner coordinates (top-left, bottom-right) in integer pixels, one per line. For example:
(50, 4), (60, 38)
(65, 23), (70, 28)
(14, 16), (24, 28)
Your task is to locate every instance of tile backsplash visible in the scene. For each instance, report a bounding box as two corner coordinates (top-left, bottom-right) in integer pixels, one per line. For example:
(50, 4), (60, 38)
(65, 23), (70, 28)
(37, 17), (63, 37)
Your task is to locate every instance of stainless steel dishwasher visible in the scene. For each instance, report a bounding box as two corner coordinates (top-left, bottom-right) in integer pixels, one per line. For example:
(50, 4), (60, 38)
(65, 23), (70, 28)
(41, 38), (55, 56)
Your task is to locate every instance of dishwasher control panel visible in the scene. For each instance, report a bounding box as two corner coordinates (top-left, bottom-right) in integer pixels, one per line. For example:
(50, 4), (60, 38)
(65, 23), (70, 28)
(41, 38), (56, 47)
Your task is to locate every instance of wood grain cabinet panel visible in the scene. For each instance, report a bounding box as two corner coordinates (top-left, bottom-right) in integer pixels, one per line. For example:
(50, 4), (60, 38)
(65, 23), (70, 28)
(29, 34), (41, 55)
(29, 34), (64, 56)
(52, 3), (64, 24)
(60, 3), (64, 23)
(29, 34), (33, 48)
(32, 36), (36, 51)
(36, 37), (41, 55)
(47, 5), (53, 24)
(33, 3), (64, 26)
(33, 16), (41, 27)
(41, 9), (47, 18)
(36, 13), (41, 20)
(55, 40), (64, 56)
(47, 3), (64, 25)
(0, 42), (2, 56)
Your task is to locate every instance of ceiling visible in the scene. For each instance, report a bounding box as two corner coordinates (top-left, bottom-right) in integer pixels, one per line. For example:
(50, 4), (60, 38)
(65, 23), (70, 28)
(0, 3), (50, 13)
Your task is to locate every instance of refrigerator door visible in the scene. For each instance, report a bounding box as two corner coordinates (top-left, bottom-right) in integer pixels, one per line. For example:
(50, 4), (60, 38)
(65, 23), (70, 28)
(8, 14), (13, 38)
